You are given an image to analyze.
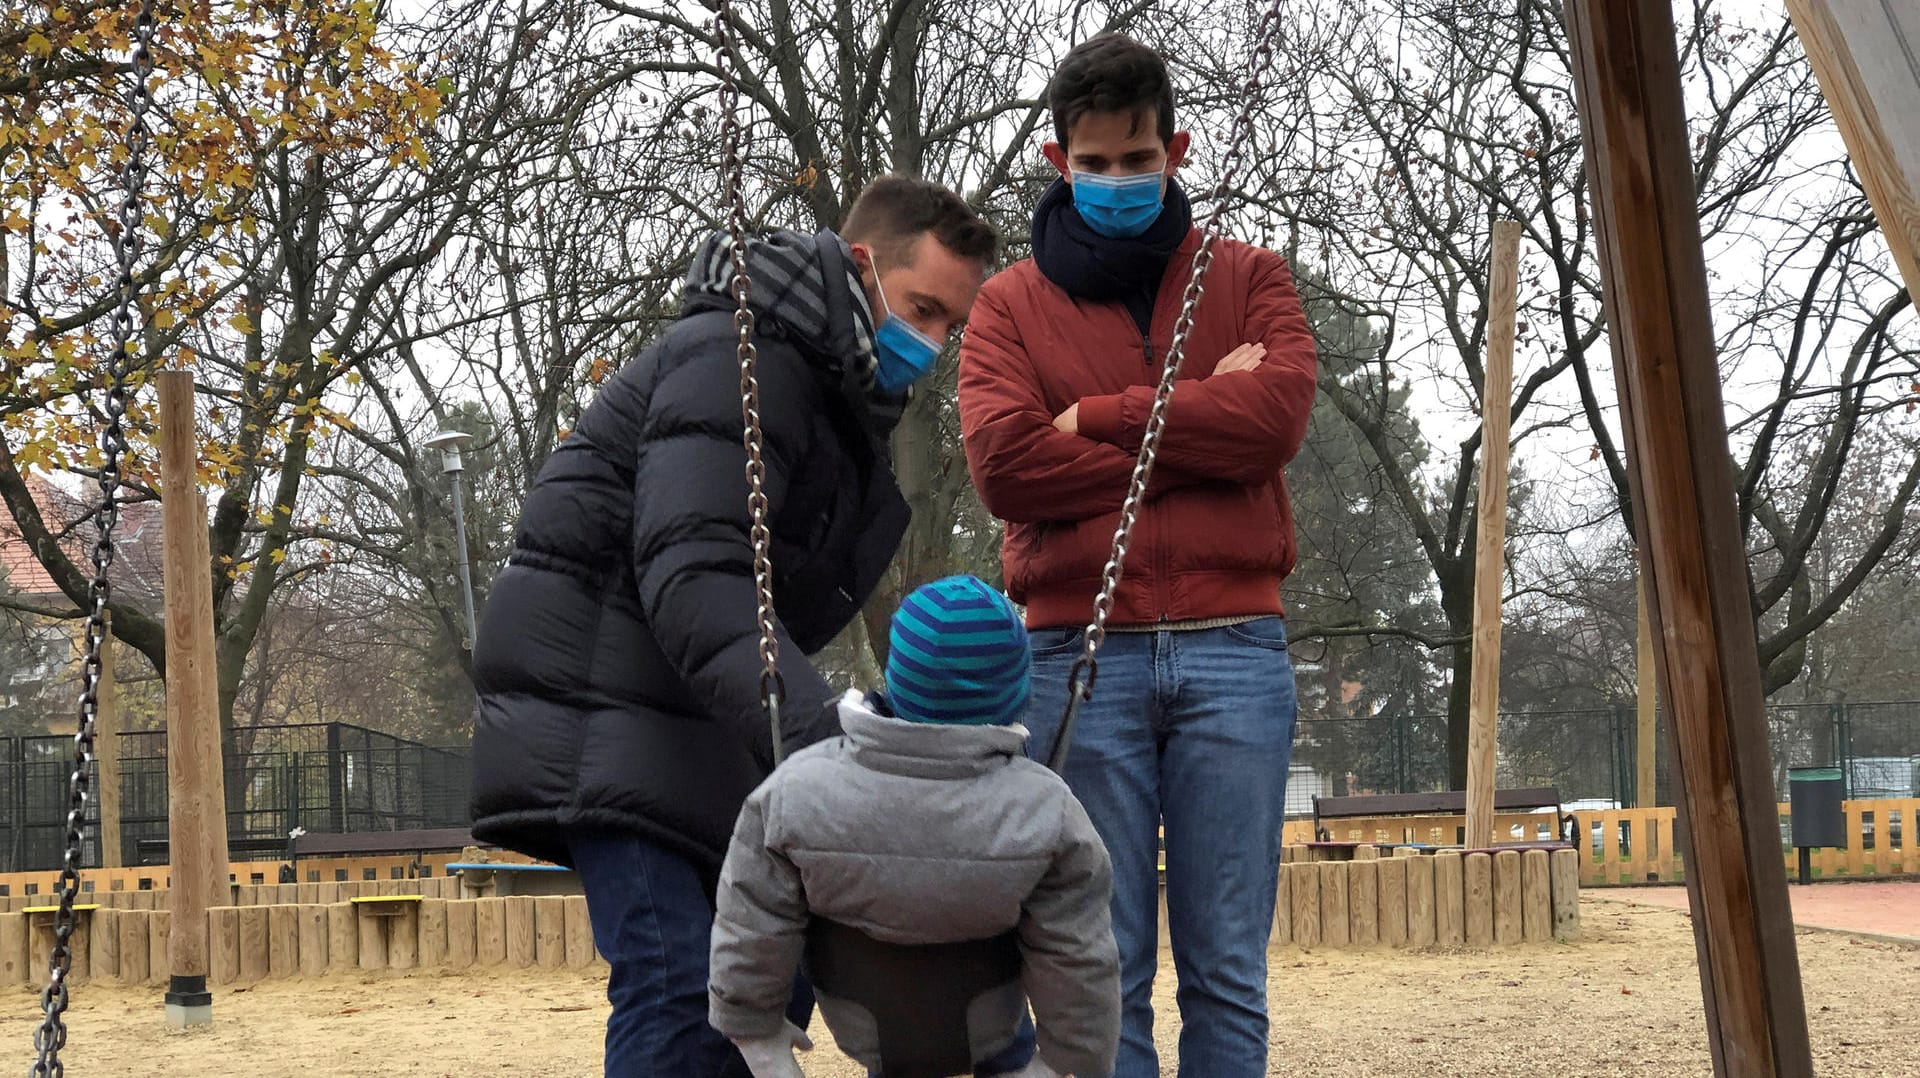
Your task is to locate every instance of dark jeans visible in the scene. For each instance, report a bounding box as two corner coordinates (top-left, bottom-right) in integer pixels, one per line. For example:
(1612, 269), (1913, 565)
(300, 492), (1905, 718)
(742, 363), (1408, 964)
(570, 831), (814, 1078)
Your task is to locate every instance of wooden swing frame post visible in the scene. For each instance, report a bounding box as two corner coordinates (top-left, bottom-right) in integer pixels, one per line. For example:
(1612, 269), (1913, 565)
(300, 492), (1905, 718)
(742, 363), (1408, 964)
(1463, 220), (1521, 851)
(1565, 3), (1814, 1075)
(156, 371), (229, 1028)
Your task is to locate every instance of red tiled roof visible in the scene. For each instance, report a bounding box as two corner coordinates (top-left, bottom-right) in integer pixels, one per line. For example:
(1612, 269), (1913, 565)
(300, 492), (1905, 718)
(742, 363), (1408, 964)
(0, 478), (165, 604)
(0, 478), (67, 598)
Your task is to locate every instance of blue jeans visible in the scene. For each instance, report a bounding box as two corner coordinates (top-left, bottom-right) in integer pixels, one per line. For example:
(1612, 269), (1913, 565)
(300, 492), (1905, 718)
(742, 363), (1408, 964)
(570, 831), (814, 1078)
(1026, 619), (1297, 1078)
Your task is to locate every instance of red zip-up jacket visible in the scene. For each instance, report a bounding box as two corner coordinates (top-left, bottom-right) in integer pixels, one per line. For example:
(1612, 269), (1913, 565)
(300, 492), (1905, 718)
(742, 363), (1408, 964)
(957, 230), (1318, 629)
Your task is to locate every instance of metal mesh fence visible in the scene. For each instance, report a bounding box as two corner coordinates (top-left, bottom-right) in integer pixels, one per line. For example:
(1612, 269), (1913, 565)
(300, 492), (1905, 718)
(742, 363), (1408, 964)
(1293, 699), (1920, 814)
(0, 722), (470, 872)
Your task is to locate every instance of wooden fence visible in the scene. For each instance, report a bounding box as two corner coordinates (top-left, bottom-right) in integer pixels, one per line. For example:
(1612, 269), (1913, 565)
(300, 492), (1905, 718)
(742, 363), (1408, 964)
(1266, 844), (1580, 949)
(1571, 798), (1920, 886)
(0, 848), (554, 901)
(0, 895), (603, 987)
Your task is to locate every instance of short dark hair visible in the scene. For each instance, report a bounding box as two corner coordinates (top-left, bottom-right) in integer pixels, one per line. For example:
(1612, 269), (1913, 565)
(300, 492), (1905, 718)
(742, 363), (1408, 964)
(1049, 33), (1176, 149)
(841, 174), (998, 266)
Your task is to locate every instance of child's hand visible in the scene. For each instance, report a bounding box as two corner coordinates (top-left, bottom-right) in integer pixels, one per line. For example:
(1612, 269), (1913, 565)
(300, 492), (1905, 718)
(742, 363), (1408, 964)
(731, 1020), (813, 1078)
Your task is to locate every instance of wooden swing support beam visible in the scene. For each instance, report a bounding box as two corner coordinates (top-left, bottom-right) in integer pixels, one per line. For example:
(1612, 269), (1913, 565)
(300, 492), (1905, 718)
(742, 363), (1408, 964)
(1561, 0), (1920, 1072)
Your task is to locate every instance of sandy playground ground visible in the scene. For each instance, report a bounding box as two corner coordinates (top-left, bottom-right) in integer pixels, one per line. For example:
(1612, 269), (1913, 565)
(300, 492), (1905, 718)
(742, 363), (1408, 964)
(2, 896), (1915, 1077)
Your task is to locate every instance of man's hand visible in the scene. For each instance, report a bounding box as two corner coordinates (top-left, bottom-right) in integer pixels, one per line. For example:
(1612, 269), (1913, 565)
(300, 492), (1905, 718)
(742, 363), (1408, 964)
(731, 1021), (813, 1078)
(1211, 342), (1267, 376)
(1052, 402), (1081, 434)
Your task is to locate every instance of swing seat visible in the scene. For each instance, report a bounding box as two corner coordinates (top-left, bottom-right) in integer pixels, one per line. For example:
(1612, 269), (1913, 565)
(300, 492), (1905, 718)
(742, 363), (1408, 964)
(804, 918), (1023, 1078)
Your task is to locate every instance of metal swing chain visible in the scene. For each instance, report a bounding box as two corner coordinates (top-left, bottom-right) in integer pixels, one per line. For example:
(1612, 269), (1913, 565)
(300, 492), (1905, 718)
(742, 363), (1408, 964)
(32, 1), (154, 1073)
(713, 0), (787, 765)
(1048, 0), (1288, 773)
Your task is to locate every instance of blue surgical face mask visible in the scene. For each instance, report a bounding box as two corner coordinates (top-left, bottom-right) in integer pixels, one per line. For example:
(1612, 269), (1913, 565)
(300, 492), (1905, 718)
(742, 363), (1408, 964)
(1070, 170), (1166, 238)
(871, 269), (941, 393)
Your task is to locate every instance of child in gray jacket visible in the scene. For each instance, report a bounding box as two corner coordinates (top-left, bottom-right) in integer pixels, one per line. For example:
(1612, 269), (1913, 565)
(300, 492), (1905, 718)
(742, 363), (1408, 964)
(709, 574), (1119, 1078)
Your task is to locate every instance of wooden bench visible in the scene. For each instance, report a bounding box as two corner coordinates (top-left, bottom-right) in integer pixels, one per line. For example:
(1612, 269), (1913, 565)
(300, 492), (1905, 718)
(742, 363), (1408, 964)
(1312, 787), (1575, 846)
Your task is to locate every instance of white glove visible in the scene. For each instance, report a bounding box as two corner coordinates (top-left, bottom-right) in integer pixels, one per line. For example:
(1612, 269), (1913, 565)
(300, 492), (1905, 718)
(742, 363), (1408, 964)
(732, 1020), (813, 1078)
(1002, 1056), (1065, 1078)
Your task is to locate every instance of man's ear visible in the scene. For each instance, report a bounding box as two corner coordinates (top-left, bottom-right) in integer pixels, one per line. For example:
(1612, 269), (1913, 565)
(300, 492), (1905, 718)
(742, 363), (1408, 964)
(1042, 141), (1071, 180)
(847, 241), (876, 284)
(1165, 131), (1192, 173)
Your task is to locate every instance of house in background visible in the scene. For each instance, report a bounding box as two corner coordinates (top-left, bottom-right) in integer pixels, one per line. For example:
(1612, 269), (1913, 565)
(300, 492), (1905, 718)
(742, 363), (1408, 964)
(0, 478), (164, 735)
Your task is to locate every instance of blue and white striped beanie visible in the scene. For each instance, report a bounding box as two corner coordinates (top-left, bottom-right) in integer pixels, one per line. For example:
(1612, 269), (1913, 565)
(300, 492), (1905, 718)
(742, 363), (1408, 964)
(884, 575), (1031, 726)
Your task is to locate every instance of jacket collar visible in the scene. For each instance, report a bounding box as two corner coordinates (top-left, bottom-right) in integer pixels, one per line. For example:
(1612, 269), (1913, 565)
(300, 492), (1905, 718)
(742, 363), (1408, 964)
(837, 691), (1030, 780)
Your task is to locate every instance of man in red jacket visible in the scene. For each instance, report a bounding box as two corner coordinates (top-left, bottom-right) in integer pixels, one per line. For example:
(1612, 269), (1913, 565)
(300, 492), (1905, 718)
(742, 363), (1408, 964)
(957, 32), (1317, 1078)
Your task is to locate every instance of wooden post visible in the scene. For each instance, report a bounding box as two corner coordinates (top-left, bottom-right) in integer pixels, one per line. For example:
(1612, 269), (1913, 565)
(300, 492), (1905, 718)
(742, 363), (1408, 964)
(563, 895), (595, 968)
(89, 908), (120, 981)
(448, 899), (478, 970)
(298, 905), (329, 976)
(1565, 5), (1814, 1076)
(1785, 1), (1920, 301)
(1347, 860), (1379, 947)
(1318, 862), (1350, 947)
(1291, 860), (1321, 948)
(1434, 850), (1465, 946)
(1272, 864), (1292, 944)
(208, 907), (240, 986)
(1464, 852), (1495, 947)
(1550, 847), (1582, 942)
(238, 904), (269, 982)
(0, 912), (26, 985)
(1493, 849), (1522, 945)
(148, 909), (168, 984)
(118, 910), (150, 985)
(356, 909), (386, 971)
(157, 371), (227, 1027)
(1465, 220), (1522, 850)
(505, 895), (536, 967)
(534, 895), (566, 968)
(475, 898), (507, 966)
(326, 903), (357, 972)
(1406, 855), (1436, 947)
(267, 905), (298, 978)
(388, 907), (418, 970)
(97, 612), (123, 869)
(1522, 848), (1553, 943)
(1637, 579), (1658, 807)
(1378, 855), (1408, 948)
(419, 898), (448, 969)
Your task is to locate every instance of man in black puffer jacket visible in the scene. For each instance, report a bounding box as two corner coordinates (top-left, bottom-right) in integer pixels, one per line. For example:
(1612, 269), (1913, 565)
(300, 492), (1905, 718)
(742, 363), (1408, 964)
(469, 175), (997, 1078)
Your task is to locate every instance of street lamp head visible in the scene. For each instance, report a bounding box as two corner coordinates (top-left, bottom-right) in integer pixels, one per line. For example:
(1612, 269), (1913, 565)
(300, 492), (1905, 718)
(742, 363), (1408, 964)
(424, 429), (472, 475)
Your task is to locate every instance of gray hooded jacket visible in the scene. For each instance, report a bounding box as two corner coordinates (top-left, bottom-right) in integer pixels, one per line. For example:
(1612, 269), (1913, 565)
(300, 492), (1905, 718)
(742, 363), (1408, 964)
(709, 692), (1119, 1075)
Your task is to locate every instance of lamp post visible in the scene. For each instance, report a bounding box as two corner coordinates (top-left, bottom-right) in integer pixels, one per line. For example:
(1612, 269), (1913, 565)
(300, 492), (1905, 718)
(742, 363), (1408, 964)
(423, 429), (478, 648)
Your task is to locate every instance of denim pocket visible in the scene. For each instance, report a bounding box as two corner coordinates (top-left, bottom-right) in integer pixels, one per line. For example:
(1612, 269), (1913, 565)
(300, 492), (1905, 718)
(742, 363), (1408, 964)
(1029, 627), (1085, 659)
(1224, 616), (1290, 650)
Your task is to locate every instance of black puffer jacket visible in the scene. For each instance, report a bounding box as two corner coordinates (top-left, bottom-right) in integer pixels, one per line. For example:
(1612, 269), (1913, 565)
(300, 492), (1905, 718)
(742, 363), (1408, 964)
(469, 229), (909, 881)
